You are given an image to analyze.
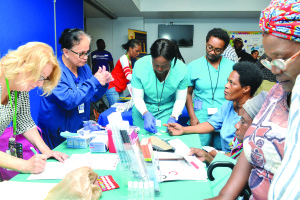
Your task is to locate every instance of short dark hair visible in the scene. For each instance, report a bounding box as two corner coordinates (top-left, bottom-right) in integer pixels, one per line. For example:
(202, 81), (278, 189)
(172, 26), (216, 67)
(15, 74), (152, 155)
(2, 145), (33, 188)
(251, 50), (259, 55)
(206, 28), (230, 49)
(121, 39), (141, 51)
(58, 28), (91, 50)
(150, 39), (179, 65)
(233, 61), (263, 96)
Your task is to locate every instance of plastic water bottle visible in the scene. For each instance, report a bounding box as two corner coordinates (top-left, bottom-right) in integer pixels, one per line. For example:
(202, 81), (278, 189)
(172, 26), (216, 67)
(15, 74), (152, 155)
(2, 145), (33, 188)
(149, 181), (154, 200)
(127, 181), (133, 200)
(133, 181), (139, 200)
(143, 182), (150, 200)
(138, 181), (144, 199)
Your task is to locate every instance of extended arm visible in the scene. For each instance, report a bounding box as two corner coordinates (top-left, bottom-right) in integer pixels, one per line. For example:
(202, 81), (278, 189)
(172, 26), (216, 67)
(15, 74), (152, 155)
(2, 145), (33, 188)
(23, 127), (69, 162)
(186, 86), (200, 125)
(206, 151), (252, 200)
(171, 88), (187, 120)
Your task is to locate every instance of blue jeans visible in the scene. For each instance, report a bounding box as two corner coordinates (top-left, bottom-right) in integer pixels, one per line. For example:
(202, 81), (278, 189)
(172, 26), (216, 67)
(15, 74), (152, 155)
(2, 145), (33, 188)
(106, 87), (124, 107)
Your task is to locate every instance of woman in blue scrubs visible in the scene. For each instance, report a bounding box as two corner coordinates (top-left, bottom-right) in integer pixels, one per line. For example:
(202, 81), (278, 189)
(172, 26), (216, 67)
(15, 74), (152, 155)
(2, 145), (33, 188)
(132, 39), (188, 133)
(165, 62), (263, 153)
(38, 28), (113, 149)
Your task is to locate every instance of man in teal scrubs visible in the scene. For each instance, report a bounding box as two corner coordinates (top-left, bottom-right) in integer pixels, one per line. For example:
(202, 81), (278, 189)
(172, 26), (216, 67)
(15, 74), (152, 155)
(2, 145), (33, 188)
(131, 39), (188, 133)
(186, 28), (234, 149)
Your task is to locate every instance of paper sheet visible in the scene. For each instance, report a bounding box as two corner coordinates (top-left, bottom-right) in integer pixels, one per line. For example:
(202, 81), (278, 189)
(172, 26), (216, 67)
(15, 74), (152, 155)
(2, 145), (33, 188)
(0, 181), (57, 199)
(159, 160), (207, 182)
(27, 153), (119, 180)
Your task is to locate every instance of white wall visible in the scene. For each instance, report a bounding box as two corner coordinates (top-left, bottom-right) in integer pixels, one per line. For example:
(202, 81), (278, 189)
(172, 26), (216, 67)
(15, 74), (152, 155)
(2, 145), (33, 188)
(86, 17), (261, 65)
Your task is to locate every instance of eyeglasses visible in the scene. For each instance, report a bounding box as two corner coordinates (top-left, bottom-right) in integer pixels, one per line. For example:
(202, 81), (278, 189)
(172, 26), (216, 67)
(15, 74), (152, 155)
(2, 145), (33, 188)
(38, 75), (50, 82)
(68, 49), (91, 58)
(261, 50), (300, 71)
(206, 45), (223, 54)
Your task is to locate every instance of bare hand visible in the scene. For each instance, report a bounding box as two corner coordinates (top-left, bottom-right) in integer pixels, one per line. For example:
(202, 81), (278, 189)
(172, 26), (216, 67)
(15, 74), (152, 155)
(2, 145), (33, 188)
(22, 154), (47, 174)
(190, 117), (200, 126)
(44, 150), (69, 163)
(189, 148), (213, 164)
(163, 122), (184, 136)
(94, 67), (107, 86)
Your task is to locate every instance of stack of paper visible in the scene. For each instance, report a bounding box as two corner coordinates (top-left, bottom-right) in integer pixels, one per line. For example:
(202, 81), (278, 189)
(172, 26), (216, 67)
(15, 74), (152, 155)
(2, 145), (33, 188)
(27, 153), (119, 180)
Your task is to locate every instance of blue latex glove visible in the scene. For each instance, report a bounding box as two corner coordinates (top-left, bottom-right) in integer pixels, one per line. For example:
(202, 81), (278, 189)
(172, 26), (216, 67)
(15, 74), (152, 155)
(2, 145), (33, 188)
(166, 117), (177, 132)
(143, 112), (157, 133)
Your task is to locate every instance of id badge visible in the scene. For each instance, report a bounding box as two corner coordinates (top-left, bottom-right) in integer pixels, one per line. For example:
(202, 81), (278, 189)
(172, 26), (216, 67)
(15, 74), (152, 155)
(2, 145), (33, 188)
(194, 99), (203, 110)
(207, 108), (218, 115)
(78, 103), (84, 114)
(155, 119), (161, 127)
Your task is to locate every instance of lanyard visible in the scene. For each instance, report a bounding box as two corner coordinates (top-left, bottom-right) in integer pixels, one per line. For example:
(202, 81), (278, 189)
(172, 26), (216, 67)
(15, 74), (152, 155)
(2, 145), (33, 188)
(206, 59), (221, 107)
(125, 53), (132, 72)
(5, 78), (17, 136)
(156, 77), (166, 116)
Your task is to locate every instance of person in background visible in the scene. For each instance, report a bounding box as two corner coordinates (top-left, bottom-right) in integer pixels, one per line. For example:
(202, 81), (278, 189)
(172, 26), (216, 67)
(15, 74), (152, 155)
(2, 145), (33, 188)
(264, 0), (300, 199)
(189, 91), (267, 164)
(233, 38), (256, 63)
(0, 42), (69, 178)
(106, 39), (141, 107)
(251, 50), (259, 61)
(254, 53), (277, 95)
(222, 44), (239, 63)
(38, 28), (113, 149)
(91, 39), (114, 73)
(186, 28), (235, 150)
(132, 39), (188, 133)
(208, 1), (296, 198)
(165, 62), (263, 153)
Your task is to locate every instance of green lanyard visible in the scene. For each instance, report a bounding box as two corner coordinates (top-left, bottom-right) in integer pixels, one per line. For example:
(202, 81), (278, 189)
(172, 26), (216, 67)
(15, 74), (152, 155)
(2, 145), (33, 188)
(5, 78), (17, 136)
(125, 53), (132, 72)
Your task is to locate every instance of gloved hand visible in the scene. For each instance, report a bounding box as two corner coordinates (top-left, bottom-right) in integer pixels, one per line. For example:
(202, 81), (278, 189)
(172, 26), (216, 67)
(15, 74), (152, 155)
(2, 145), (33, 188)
(166, 117), (177, 132)
(143, 112), (157, 133)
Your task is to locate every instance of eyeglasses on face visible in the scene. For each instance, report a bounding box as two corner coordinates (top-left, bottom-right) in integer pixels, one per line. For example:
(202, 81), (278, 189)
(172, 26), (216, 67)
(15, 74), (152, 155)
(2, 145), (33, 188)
(206, 45), (223, 54)
(261, 50), (300, 71)
(38, 75), (50, 82)
(68, 49), (91, 58)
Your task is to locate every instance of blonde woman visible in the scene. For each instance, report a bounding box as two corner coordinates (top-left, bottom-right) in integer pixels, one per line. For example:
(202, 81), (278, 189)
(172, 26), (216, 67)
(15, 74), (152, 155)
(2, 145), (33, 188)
(0, 42), (69, 178)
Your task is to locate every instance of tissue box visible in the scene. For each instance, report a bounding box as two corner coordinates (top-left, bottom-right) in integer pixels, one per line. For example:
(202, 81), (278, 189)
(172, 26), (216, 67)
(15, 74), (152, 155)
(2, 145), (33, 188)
(67, 135), (93, 149)
(89, 135), (108, 153)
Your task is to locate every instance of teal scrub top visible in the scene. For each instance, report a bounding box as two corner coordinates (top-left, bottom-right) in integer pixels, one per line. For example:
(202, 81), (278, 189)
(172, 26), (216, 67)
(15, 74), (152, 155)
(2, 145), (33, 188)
(187, 56), (234, 124)
(132, 55), (188, 128)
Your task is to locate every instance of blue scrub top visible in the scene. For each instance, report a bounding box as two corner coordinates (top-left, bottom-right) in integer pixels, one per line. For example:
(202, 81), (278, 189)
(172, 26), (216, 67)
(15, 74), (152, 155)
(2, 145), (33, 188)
(131, 55), (188, 127)
(187, 56), (234, 123)
(207, 101), (241, 153)
(37, 58), (108, 149)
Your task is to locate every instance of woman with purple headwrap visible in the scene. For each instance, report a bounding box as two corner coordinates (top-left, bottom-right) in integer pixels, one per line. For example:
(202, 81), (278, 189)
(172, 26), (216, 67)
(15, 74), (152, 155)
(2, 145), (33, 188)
(207, 0), (300, 199)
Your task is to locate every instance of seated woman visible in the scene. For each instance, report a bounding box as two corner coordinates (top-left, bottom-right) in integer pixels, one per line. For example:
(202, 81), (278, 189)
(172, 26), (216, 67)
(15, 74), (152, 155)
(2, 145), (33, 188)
(208, 1), (296, 199)
(0, 42), (69, 178)
(132, 39), (188, 133)
(189, 91), (267, 164)
(165, 62), (263, 153)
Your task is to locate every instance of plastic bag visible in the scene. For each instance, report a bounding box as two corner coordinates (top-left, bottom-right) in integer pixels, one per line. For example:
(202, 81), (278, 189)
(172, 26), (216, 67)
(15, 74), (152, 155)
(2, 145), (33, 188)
(46, 166), (102, 200)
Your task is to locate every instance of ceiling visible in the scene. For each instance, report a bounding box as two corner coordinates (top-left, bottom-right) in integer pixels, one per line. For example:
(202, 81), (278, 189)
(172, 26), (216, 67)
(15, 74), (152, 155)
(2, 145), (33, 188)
(84, 0), (267, 19)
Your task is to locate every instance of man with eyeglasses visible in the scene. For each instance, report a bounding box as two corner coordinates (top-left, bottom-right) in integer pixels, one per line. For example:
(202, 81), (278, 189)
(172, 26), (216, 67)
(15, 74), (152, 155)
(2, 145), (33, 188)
(186, 28), (235, 150)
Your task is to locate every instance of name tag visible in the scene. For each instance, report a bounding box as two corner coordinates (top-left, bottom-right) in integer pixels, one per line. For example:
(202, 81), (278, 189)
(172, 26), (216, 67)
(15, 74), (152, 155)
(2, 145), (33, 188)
(78, 103), (84, 114)
(194, 99), (203, 110)
(155, 120), (162, 127)
(207, 108), (218, 115)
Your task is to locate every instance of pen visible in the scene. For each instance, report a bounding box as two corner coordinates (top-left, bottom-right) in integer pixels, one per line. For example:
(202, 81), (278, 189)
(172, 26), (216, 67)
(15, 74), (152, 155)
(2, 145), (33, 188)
(30, 147), (38, 155)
